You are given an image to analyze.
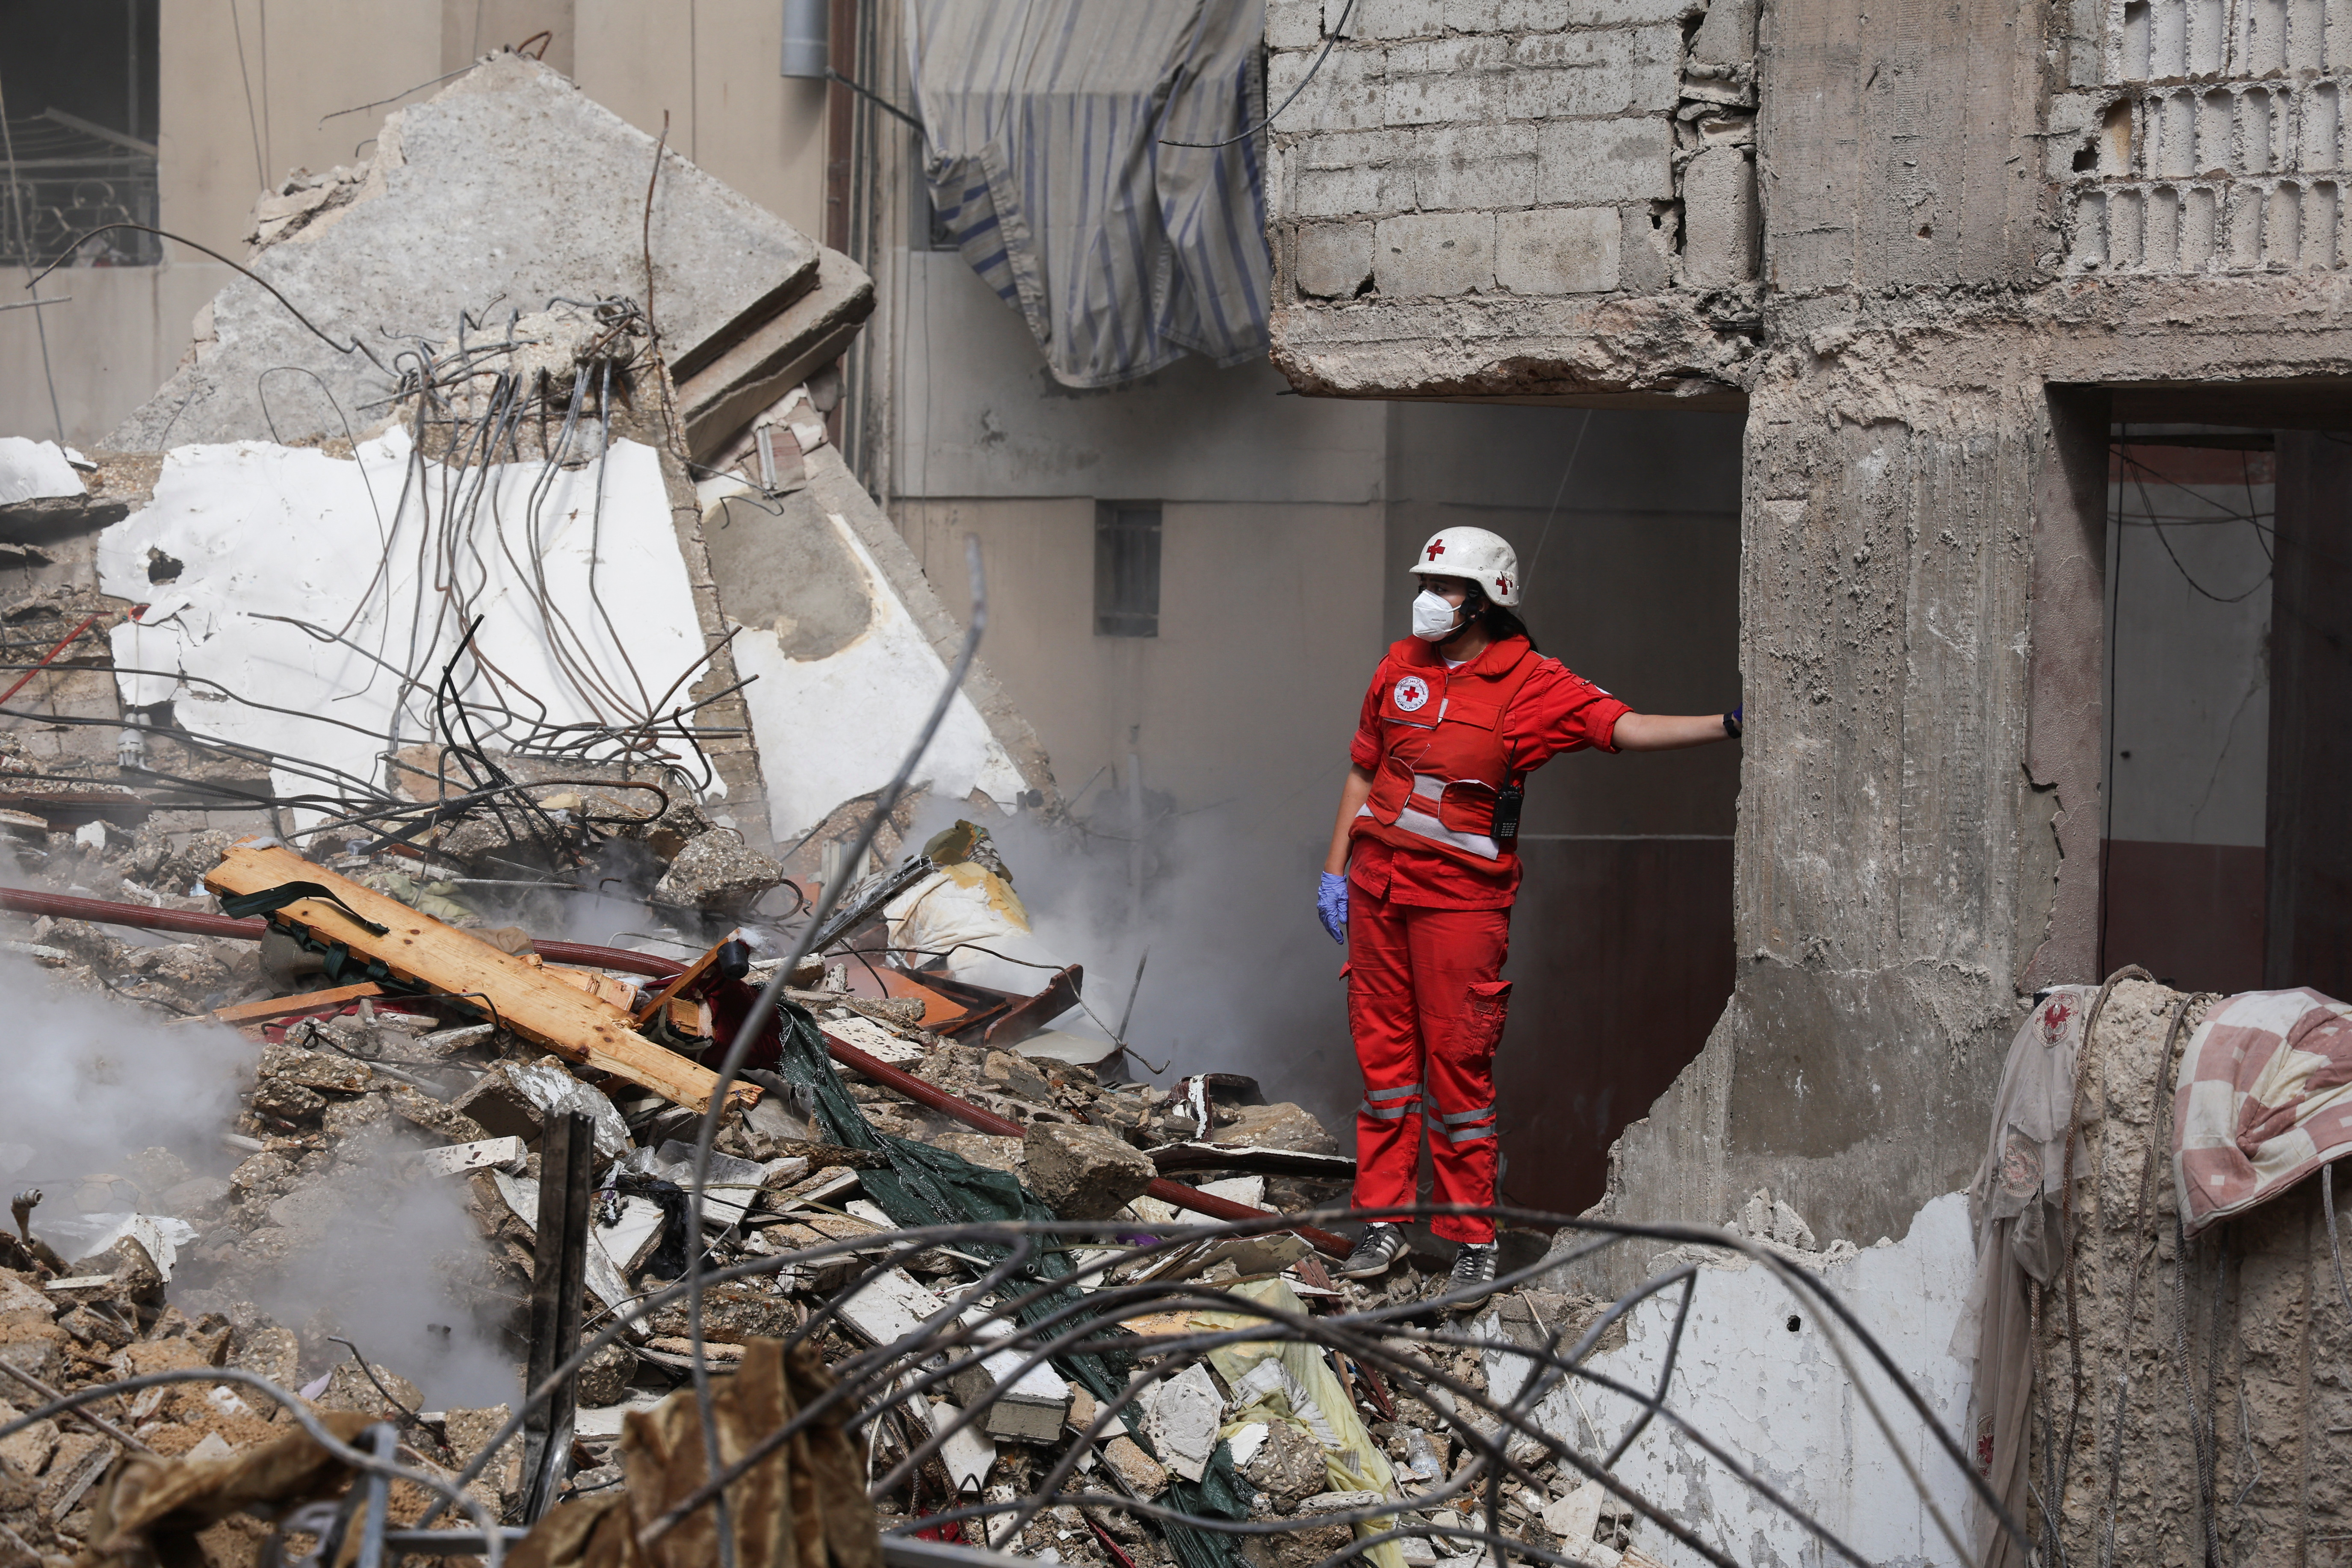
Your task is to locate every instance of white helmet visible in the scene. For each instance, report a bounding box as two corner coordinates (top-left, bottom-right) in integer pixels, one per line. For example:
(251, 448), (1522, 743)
(1410, 526), (1522, 607)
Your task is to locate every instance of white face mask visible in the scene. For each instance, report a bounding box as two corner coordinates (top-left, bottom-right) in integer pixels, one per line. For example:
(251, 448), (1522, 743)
(1410, 588), (1463, 642)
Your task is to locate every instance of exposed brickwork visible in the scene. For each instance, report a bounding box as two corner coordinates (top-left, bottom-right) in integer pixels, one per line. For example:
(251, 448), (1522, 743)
(1267, 0), (1760, 395)
(2055, 0), (2352, 272)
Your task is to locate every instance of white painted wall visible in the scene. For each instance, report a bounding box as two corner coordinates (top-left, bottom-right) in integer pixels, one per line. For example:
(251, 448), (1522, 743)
(1494, 1196), (1983, 1568)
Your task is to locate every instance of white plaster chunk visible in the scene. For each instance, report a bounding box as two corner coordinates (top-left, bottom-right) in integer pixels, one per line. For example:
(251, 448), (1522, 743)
(838, 1267), (954, 1349)
(0, 438), (83, 505)
(926, 1399), (999, 1492)
(1680, 146), (1761, 285)
(1531, 1193), (1980, 1565)
(717, 501), (1025, 844)
(417, 1137), (528, 1177)
(1140, 1362), (1224, 1482)
(594, 1195), (669, 1275)
(98, 434), (715, 828)
(1495, 208), (1622, 294)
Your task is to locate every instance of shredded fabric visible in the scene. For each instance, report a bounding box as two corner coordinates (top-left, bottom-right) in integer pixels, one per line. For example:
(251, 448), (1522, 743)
(905, 0), (1271, 389)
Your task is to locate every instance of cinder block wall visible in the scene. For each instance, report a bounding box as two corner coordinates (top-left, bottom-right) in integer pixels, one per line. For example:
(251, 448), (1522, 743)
(1263, 0), (1760, 397)
(1267, 0), (2352, 1265)
(2052, 0), (2352, 273)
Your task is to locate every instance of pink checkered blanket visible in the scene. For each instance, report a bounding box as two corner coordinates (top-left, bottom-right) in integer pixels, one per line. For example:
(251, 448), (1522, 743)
(2175, 988), (2352, 1235)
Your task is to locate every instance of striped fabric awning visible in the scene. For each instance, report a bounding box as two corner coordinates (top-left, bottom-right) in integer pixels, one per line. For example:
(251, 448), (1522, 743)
(906, 0), (1271, 389)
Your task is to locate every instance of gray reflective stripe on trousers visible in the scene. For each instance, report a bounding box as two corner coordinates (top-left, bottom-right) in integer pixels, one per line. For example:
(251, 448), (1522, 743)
(1438, 1105), (1497, 1143)
(1359, 1082), (1424, 1120)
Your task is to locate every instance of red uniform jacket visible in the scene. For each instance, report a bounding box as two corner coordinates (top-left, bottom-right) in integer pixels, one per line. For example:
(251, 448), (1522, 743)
(1347, 634), (1630, 909)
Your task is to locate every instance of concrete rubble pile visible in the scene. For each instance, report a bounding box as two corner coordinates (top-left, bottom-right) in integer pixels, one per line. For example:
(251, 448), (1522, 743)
(0, 42), (1922, 1568)
(0, 807), (1687, 1568)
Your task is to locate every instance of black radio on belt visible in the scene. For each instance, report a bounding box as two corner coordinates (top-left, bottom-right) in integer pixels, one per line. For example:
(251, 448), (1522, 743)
(1492, 779), (1524, 843)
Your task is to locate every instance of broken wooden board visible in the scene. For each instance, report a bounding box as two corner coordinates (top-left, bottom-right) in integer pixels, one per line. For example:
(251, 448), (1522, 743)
(204, 842), (747, 1113)
(212, 982), (383, 1025)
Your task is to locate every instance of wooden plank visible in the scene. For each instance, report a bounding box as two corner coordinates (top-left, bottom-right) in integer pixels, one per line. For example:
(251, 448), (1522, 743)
(630, 934), (732, 1027)
(204, 842), (747, 1113)
(212, 982), (382, 1025)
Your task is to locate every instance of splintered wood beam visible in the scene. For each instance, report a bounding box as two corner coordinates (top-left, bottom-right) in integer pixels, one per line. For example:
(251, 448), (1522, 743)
(212, 982), (384, 1025)
(204, 841), (748, 1113)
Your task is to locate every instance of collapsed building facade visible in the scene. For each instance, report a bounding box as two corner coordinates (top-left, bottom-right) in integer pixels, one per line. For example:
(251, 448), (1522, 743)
(1262, 0), (2352, 1256)
(0, 1), (2346, 1565)
(1253, 0), (2352, 1555)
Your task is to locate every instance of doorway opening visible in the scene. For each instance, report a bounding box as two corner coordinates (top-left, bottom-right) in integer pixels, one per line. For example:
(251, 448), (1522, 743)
(2099, 393), (2352, 998)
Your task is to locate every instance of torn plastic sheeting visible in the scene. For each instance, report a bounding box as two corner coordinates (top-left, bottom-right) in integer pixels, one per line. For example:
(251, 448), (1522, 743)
(1198, 1278), (1406, 1568)
(97, 430), (718, 825)
(0, 438), (85, 504)
(882, 860), (1097, 1044)
(707, 489), (1023, 843)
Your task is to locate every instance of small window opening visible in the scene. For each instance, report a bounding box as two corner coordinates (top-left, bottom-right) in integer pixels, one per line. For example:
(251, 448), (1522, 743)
(1094, 502), (1161, 638)
(0, 0), (161, 267)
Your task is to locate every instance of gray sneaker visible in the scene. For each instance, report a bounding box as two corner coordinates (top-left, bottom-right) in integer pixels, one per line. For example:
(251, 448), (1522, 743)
(1446, 1242), (1499, 1303)
(1339, 1223), (1409, 1279)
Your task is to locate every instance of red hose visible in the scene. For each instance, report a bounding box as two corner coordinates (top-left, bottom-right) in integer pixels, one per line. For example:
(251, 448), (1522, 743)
(0, 886), (686, 977)
(0, 887), (1346, 1255)
(0, 886), (264, 939)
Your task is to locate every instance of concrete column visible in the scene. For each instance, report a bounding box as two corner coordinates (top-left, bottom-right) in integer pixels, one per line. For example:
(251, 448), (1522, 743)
(2266, 432), (2352, 995)
(1567, 352), (2100, 1279)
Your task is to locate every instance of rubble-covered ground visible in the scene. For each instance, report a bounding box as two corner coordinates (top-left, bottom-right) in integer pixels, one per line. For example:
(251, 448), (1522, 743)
(0, 806), (1713, 1568)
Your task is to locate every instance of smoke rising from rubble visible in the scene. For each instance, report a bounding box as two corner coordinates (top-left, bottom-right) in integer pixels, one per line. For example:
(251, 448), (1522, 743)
(235, 1150), (521, 1412)
(0, 954), (254, 1193)
(0, 956), (516, 1410)
(901, 794), (1354, 1126)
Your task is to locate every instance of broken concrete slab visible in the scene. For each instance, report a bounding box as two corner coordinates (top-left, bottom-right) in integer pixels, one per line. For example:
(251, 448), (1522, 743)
(1022, 1122), (1155, 1222)
(678, 248), (875, 459)
(651, 832), (789, 918)
(0, 440), (82, 505)
(108, 54), (819, 454)
(1139, 1361), (1223, 1484)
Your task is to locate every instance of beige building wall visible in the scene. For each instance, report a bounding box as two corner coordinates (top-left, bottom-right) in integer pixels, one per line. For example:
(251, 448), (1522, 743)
(895, 496), (1387, 821)
(0, 2), (826, 446)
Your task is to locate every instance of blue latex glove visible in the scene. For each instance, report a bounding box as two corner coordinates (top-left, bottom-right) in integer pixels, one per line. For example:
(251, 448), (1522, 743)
(1317, 871), (1349, 945)
(1726, 704), (1744, 738)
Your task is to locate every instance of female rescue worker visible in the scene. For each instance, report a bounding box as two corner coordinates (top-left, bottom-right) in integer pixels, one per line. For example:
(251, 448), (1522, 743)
(1317, 526), (1740, 1299)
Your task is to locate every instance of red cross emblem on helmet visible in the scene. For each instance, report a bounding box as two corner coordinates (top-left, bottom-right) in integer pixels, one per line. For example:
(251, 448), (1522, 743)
(1426, 542), (1445, 560)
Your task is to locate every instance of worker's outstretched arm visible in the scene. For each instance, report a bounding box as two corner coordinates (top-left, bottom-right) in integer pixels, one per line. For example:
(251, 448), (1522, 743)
(1612, 710), (1742, 752)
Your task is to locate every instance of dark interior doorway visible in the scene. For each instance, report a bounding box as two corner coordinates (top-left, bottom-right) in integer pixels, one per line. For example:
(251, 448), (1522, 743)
(2099, 392), (2352, 1000)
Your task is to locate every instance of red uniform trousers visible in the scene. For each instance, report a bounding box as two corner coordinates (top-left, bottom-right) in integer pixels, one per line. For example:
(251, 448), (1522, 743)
(1346, 883), (1510, 1244)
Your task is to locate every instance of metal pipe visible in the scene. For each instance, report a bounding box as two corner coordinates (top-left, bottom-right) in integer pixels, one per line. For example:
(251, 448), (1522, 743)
(0, 889), (1345, 1255)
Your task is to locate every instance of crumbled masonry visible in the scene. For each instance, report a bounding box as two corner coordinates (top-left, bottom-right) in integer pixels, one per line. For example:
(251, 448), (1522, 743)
(0, 812), (1997, 1568)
